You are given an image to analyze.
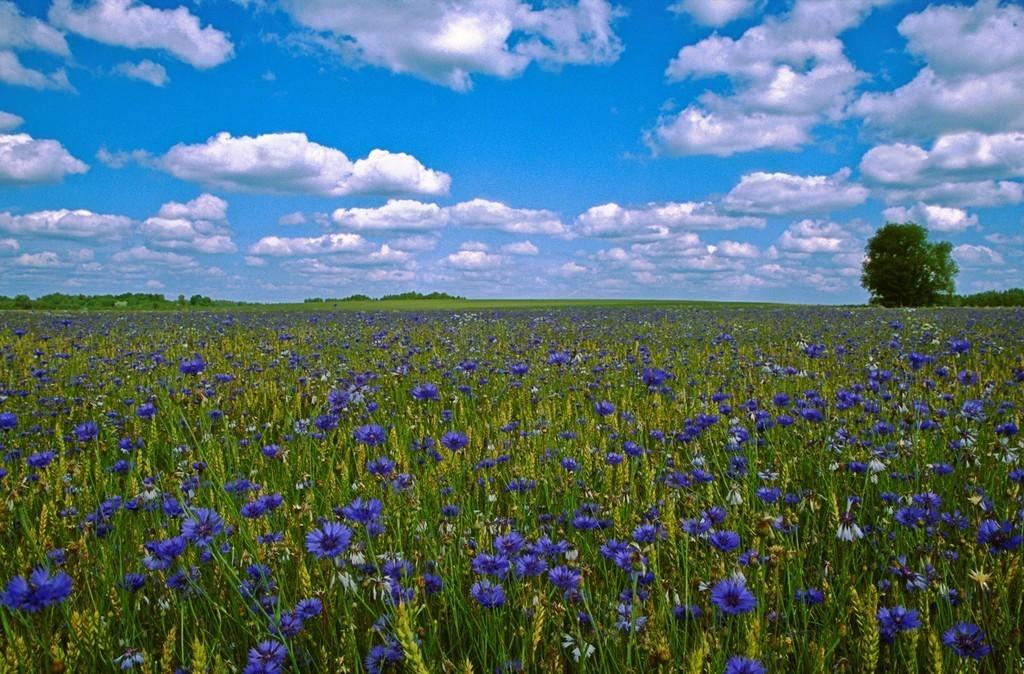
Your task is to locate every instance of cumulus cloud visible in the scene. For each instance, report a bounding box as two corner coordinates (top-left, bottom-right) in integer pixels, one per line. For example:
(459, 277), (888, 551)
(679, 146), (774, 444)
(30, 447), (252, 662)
(445, 248), (505, 270)
(0, 133), (89, 184)
(882, 203), (977, 233)
(115, 59), (169, 86)
(15, 251), (61, 268)
(278, 211), (306, 226)
(501, 240), (539, 255)
(853, 1), (1024, 140)
(954, 243), (1004, 267)
(0, 1), (70, 55)
(860, 131), (1024, 206)
(111, 245), (198, 268)
(146, 132), (450, 197)
(669, 0), (755, 26)
(141, 193), (237, 253)
(0, 209), (132, 240)
(249, 232), (368, 257)
(448, 199), (568, 236)
(722, 168), (868, 215)
(650, 0), (887, 156)
(0, 51), (72, 90)
(333, 199), (449, 232)
(279, 0), (623, 91)
(48, 0), (234, 69)
(574, 201), (764, 239)
(776, 219), (859, 254)
(0, 238), (19, 255)
(0, 111), (22, 132)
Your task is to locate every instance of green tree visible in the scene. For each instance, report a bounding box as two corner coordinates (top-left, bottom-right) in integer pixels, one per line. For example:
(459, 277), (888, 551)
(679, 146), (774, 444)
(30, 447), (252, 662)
(861, 222), (958, 307)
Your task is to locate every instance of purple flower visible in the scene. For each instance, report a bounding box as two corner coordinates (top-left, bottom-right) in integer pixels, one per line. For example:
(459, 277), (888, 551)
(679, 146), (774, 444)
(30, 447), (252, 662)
(976, 519), (1022, 554)
(305, 521), (353, 559)
(470, 580), (506, 609)
(594, 400), (615, 416)
(710, 577), (756, 616)
(179, 356), (206, 376)
(181, 508), (224, 547)
(2, 568), (73, 612)
(0, 412), (17, 431)
(74, 421), (98, 442)
(709, 530), (741, 553)
(440, 431), (468, 451)
(354, 424), (387, 446)
(942, 622), (991, 660)
(724, 656), (767, 674)
(411, 383), (440, 401)
(547, 566), (581, 592)
(877, 606), (920, 642)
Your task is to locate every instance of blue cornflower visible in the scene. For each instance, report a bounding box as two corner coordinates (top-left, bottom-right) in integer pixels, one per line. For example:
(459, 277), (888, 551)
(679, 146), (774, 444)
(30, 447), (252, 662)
(1, 568), (73, 612)
(411, 383), (440, 401)
(594, 400), (615, 416)
(547, 566), (581, 592)
(305, 521), (353, 559)
(0, 412), (17, 431)
(179, 356), (206, 376)
(710, 577), (756, 616)
(709, 530), (741, 553)
(470, 580), (506, 609)
(181, 508), (224, 548)
(340, 498), (384, 527)
(976, 519), (1022, 554)
(354, 424), (387, 446)
(942, 622), (991, 660)
(74, 421), (98, 442)
(877, 606), (920, 642)
(724, 656), (767, 674)
(135, 403), (156, 420)
(440, 431), (468, 451)
(27, 451), (55, 469)
(795, 588), (825, 605)
(244, 640), (286, 674)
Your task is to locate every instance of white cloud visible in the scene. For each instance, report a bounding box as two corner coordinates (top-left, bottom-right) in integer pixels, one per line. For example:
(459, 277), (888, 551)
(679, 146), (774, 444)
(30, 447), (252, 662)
(669, 0), (755, 27)
(333, 199), (449, 231)
(448, 199), (568, 235)
(852, 1), (1024, 139)
(115, 59), (169, 86)
(388, 234), (440, 253)
(111, 245), (197, 267)
(141, 193), (237, 254)
(0, 133), (89, 184)
(776, 219), (859, 254)
(0, 51), (72, 91)
(248, 232), (368, 257)
(280, 0), (623, 91)
(244, 255), (266, 267)
(48, 0), (234, 69)
(954, 244), (1003, 267)
(278, 211), (306, 226)
(651, 0), (886, 156)
(15, 251), (61, 268)
(860, 131), (1024, 206)
(445, 248), (504, 270)
(559, 261), (589, 275)
(648, 106), (808, 157)
(0, 111), (22, 132)
(501, 240), (539, 255)
(0, 237), (18, 255)
(722, 168), (867, 215)
(0, 209), (131, 240)
(881, 203), (977, 233)
(0, 2), (69, 55)
(144, 279), (165, 289)
(151, 132), (450, 197)
(574, 201), (763, 239)
(716, 240), (759, 258)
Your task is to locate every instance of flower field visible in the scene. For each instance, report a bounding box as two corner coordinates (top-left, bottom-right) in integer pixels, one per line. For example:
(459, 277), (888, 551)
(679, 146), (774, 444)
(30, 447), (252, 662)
(0, 306), (1022, 673)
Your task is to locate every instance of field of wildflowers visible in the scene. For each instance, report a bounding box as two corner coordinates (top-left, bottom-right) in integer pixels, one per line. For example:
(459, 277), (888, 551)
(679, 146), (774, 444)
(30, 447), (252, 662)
(0, 306), (1021, 673)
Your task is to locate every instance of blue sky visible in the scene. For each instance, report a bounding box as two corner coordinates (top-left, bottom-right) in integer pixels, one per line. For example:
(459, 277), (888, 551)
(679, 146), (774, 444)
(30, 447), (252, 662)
(1, 0), (1021, 302)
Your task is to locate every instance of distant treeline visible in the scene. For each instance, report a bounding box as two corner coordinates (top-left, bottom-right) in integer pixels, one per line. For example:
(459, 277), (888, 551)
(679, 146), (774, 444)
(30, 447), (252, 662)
(0, 293), (248, 310)
(303, 292), (467, 303)
(953, 288), (1024, 307)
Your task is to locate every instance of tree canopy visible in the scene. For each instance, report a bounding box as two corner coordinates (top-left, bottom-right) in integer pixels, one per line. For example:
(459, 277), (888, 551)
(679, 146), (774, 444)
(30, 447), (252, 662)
(861, 222), (958, 307)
